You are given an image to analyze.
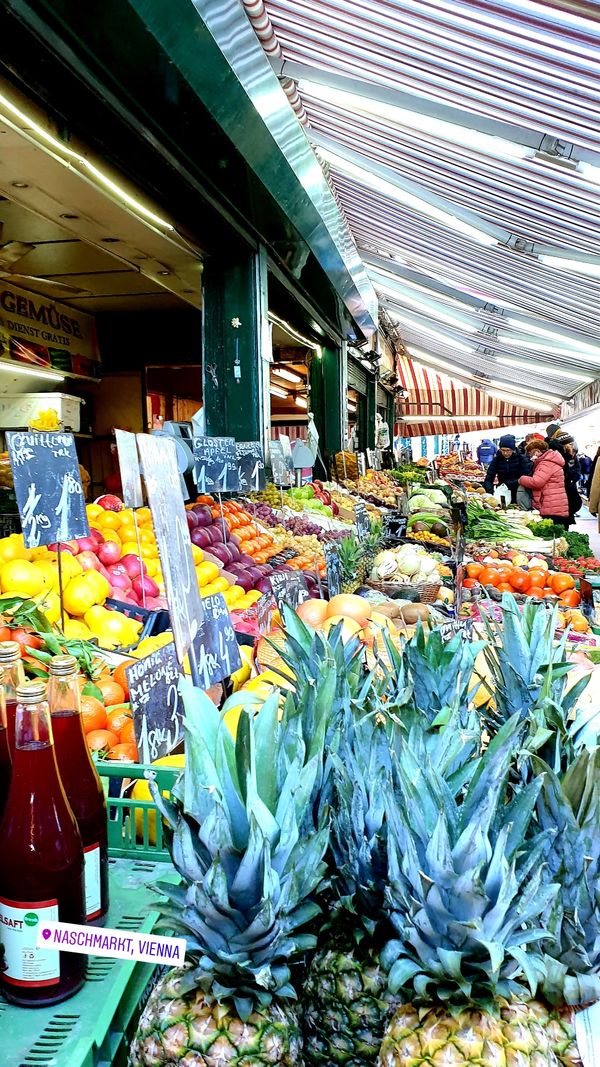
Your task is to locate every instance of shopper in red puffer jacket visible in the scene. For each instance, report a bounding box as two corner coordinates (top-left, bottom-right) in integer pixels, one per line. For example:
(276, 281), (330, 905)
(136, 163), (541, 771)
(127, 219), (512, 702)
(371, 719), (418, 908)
(518, 439), (569, 527)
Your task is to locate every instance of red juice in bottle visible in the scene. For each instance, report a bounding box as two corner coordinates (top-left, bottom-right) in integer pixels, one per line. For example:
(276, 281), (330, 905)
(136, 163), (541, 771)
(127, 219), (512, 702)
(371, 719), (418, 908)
(48, 656), (109, 925)
(0, 680), (86, 1006)
(0, 641), (25, 757)
(0, 672), (11, 819)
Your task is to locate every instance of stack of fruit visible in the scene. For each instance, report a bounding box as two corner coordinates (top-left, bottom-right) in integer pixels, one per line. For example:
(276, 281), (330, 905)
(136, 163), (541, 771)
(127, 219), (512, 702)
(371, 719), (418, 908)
(340, 473), (398, 507)
(464, 558), (590, 632)
(130, 595), (599, 1067)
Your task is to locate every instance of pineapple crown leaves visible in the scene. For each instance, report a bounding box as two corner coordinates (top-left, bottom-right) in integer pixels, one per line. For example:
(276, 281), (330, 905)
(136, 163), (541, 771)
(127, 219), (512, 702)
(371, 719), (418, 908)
(403, 623), (487, 722)
(382, 715), (559, 1007)
(151, 680), (330, 1017)
(533, 750), (600, 1003)
(278, 605), (365, 707)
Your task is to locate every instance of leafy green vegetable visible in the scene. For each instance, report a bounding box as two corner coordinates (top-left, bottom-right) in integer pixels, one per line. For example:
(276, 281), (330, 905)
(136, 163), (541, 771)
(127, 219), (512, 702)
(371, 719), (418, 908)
(563, 530), (591, 559)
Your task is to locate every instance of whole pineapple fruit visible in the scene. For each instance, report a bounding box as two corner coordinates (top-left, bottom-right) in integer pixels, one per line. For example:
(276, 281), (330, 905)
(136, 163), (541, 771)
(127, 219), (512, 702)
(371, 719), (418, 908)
(379, 715), (562, 1066)
(130, 678), (330, 1067)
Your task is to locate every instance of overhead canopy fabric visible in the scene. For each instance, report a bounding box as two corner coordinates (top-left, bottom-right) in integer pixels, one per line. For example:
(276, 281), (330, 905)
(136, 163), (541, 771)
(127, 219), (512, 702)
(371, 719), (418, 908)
(242, 0), (600, 406)
(396, 355), (554, 438)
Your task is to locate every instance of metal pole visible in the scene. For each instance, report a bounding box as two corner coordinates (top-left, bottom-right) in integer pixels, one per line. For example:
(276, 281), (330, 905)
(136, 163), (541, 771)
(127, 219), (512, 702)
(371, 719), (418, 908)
(133, 510), (147, 609)
(56, 542), (66, 634)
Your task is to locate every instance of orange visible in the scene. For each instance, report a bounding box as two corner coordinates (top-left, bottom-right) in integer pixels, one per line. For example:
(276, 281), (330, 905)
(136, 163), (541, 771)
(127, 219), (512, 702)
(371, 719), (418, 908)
(81, 695), (107, 734)
(107, 741), (138, 762)
(101, 528), (121, 546)
(527, 586), (547, 600)
(117, 525), (137, 545)
(559, 589), (581, 609)
(97, 511), (121, 530)
(551, 573), (576, 595)
(136, 507), (153, 525)
(96, 677), (126, 707)
(106, 704), (132, 734)
(478, 566), (500, 588)
(113, 659), (135, 698)
(120, 541), (142, 557)
(86, 728), (119, 753)
(119, 718), (136, 745)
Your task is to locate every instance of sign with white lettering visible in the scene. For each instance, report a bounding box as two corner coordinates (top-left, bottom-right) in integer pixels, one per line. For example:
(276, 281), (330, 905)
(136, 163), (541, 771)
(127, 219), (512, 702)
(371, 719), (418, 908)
(269, 439), (291, 487)
(193, 437), (240, 494)
(137, 433), (204, 663)
(193, 592), (242, 688)
(6, 431), (89, 548)
(126, 643), (183, 764)
(115, 429), (143, 509)
(324, 542), (343, 599)
(236, 441), (266, 493)
(354, 502), (369, 541)
(575, 1001), (600, 1066)
(0, 279), (100, 371)
(270, 571), (310, 614)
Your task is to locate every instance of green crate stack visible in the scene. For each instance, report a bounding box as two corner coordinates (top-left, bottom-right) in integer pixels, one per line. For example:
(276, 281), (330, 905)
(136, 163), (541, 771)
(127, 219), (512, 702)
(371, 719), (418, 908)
(1, 761), (181, 1067)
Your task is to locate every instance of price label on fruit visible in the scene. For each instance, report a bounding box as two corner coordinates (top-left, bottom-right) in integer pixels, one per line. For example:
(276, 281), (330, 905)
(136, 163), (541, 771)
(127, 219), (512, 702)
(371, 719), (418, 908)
(324, 541), (342, 599)
(115, 429), (144, 509)
(6, 430), (89, 548)
(137, 433), (204, 664)
(236, 442), (266, 493)
(126, 644), (184, 763)
(270, 571), (310, 615)
(575, 1002), (600, 1066)
(354, 502), (369, 542)
(193, 592), (242, 687)
(193, 437), (241, 494)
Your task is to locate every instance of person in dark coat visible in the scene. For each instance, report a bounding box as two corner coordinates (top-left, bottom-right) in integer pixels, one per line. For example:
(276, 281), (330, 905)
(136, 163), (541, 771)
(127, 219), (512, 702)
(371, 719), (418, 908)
(477, 439), (497, 466)
(550, 430), (581, 525)
(483, 434), (532, 504)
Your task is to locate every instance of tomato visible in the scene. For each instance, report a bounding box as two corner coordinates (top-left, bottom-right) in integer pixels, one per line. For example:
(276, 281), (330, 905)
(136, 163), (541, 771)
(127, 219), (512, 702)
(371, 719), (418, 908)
(478, 566), (500, 587)
(465, 563), (484, 579)
(527, 586), (547, 600)
(11, 627), (44, 651)
(509, 569), (531, 593)
(497, 582), (514, 593)
(462, 578), (480, 589)
(551, 573), (576, 595)
(559, 589), (581, 608)
(527, 568), (548, 588)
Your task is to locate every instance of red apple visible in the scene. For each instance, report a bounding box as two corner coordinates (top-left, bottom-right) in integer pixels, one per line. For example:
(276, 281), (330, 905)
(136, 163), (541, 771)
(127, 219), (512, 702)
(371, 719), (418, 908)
(77, 550), (101, 572)
(133, 574), (160, 600)
(120, 553), (147, 579)
(88, 528), (105, 545)
(76, 536), (98, 553)
(97, 541), (122, 566)
(95, 494), (123, 512)
(106, 564), (132, 593)
(48, 540), (79, 555)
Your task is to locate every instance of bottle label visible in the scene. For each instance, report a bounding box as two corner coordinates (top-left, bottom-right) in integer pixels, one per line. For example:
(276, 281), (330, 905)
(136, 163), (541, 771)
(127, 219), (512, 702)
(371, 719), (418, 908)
(0, 897), (60, 987)
(84, 843), (101, 921)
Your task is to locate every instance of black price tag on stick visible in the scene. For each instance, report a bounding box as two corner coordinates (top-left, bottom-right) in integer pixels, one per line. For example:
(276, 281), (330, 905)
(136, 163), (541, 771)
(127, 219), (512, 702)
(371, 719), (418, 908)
(256, 593), (274, 635)
(270, 440), (291, 487)
(236, 442), (266, 493)
(355, 502), (369, 542)
(383, 513), (408, 542)
(324, 542), (342, 598)
(7, 431), (89, 548)
(193, 592), (242, 688)
(126, 643), (184, 763)
(194, 436), (240, 494)
(115, 429), (143, 509)
(137, 433), (204, 664)
(270, 571), (310, 614)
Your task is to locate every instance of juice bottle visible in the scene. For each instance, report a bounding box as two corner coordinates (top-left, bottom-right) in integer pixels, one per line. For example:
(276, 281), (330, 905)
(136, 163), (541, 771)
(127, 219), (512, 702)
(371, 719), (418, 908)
(0, 669), (11, 819)
(0, 641), (25, 756)
(0, 680), (86, 1006)
(48, 655), (109, 924)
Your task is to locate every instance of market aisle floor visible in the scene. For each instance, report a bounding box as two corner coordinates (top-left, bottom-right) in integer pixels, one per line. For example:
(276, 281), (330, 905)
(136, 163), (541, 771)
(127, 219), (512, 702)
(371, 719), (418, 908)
(575, 504), (600, 558)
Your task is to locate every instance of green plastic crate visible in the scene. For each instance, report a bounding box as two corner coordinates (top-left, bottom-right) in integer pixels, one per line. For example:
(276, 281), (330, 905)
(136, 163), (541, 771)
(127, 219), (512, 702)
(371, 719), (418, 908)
(1, 858), (178, 1067)
(99, 761), (181, 862)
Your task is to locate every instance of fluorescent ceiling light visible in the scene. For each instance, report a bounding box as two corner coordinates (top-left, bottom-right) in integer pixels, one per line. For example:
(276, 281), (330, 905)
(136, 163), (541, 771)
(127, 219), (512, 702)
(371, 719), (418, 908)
(273, 367), (303, 384)
(495, 357), (593, 383)
(269, 385), (289, 399)
(348, 402), (357, 413)
(500, 335), (598, 358)
(302, 81), (531, 164)
(295, 396), (308, 409)
(0, 360), (64, 383)
(578, 161), (600, 185)
(317, 146), (497, 247)
(390, 312), (473, 352)
(488, 388), (554, 412)
(373, 276), (477, 333)
(539, 255), (600, 279)
(268, 312), (322, 352)
(488, 380), (562, 404)
(0, 92), (174, 231)
(504, 320), (600, 359)
(408, 348), (478, 381)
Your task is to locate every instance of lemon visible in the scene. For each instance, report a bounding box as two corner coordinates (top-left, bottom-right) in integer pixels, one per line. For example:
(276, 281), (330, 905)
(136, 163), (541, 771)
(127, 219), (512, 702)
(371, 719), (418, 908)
(86, 503), (103, 520)
(190, 545), (204, 565)
(131, 754), (185, 844)
(196, 561), (219, 587)
(33, 560), (59, 590)
(63, 618), (94, 640)
(29, 546), (51, 561)
(1, 559), (44, 597)
(34, 589), (61, 625)
(0, 535), (30, 564)
(133, 632), (173, 659)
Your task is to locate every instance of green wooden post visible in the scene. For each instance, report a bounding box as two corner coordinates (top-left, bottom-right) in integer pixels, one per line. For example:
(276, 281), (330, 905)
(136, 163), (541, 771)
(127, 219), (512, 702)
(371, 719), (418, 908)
(309, 344), (343, 475)
(202, 249), (266, 441)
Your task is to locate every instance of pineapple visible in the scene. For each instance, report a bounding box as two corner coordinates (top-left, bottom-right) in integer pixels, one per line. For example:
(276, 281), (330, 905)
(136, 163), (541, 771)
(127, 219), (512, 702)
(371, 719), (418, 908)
(339, 534), (364, 591)
(362, 519), (384, 578)
(379, 715), (561, 1066)
(130, 677), (330, 1067)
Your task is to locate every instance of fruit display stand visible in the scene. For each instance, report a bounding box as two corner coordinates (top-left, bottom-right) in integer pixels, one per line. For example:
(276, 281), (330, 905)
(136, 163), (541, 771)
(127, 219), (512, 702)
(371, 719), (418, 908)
(1, 763), (179, 1067)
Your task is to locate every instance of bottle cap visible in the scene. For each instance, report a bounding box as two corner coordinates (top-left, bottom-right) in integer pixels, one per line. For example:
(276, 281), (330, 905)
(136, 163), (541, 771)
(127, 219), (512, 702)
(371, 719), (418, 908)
(49, 654), (79, 677)
(16, 680), (47, 705)
(0, 641), (21, 663)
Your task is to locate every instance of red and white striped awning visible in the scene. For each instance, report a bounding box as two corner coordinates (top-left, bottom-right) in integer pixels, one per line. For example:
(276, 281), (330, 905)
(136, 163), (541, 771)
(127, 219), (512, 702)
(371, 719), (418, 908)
(396, 356), (555, 437)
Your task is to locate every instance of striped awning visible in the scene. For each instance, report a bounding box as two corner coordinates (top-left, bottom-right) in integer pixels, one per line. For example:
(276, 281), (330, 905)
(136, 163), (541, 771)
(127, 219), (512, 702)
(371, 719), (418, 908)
(241, 0), (600, 406)
(396, 355), (555, 438)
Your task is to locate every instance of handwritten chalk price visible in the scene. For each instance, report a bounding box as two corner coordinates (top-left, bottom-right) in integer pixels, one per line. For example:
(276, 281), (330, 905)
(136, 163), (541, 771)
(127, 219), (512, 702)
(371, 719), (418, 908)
(6, 431), (89, 548)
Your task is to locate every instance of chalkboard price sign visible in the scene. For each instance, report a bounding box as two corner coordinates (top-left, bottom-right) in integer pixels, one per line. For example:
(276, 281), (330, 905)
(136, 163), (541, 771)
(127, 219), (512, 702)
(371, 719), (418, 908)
(270, 571), (310, 615)
(6, 431), (89, 548)
(439, 617), (473, 642)
(193, 592), (242, 688)
(279, 434), (295, 474)
(126, 643), (183, 763)
(115, 429), (143, 509)
(137, 433), (204, 664)
(236, 441), (266, 493)
(256, 593), (274, 635)
(270, 439), (291, 487)
(383, 513), (408, 543)
(354, 502), (369, 542)
(324, 541), (343, 599)
(194, 437), (240, 494)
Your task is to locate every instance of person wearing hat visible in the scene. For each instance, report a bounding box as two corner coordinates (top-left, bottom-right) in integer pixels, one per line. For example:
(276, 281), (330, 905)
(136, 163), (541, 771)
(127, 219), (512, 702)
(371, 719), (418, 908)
(549, 430), (582, 524)
(546, 422), (561, 444)
(483, 433), (532, 504)
(518, 438), (569, 526)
